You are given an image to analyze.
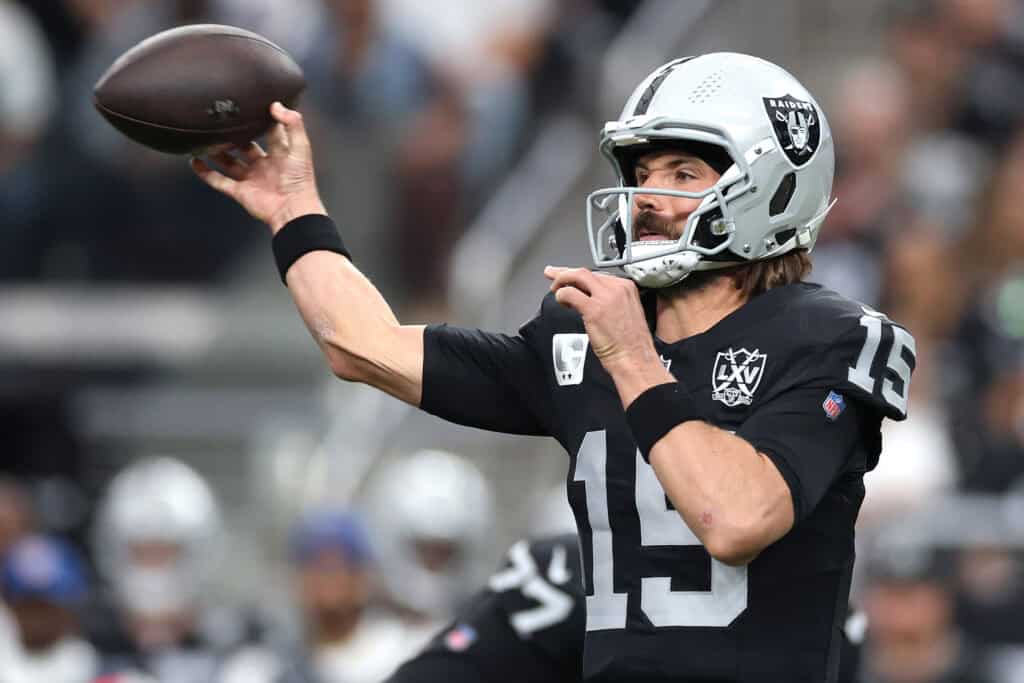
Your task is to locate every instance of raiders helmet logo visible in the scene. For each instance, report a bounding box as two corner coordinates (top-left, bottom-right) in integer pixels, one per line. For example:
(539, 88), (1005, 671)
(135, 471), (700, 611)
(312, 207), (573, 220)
(763, 94), (821, 166)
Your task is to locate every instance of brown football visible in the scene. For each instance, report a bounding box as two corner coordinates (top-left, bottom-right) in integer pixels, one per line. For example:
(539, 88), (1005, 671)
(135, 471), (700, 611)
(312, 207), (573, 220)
(93, 24), (306, 154)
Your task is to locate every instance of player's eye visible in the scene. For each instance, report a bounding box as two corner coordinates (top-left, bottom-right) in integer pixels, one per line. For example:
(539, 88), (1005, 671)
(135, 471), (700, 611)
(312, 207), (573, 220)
(676, 170), (697, 182)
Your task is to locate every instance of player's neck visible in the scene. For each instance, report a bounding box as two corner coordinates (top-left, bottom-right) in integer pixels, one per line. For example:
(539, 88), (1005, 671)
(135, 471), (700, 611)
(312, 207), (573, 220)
(654, 276), (748, 343)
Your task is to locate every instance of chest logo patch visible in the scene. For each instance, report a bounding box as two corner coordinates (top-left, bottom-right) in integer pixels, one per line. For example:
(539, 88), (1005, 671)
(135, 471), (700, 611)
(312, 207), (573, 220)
(712, 347), (767, 407)
(553, 333), (590, 386)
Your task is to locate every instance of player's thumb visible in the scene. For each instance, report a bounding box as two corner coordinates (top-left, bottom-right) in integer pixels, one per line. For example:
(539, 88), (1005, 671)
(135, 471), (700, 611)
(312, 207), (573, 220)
(271, 102), (312, 159)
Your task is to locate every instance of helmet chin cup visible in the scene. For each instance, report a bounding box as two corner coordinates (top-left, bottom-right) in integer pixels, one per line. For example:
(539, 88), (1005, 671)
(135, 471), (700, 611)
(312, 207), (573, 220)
(622, 244), (701, 288)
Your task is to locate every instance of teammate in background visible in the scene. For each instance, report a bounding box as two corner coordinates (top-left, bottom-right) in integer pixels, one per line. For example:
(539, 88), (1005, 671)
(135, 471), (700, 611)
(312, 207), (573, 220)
(360, 449), (496, 628)
(87, 457), (283, 683)
(860, 541), (996, 683)
(284, 508), (406, 683)
(194, 52), (915, 682)
(0, 534), (98, 683)
(387, 534), (584, 683)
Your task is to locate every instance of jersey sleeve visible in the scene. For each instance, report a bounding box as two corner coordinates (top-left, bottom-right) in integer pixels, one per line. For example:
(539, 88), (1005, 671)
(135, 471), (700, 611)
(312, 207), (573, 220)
(420, 319), (553, 436)
(738, 305), (911, 522)
(829, 315), (916, 422)
(737, 384), (875, 523)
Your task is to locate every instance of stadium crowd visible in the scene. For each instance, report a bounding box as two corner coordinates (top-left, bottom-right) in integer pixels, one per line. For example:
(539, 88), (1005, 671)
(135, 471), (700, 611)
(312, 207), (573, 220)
(1, 0), (1024, 681)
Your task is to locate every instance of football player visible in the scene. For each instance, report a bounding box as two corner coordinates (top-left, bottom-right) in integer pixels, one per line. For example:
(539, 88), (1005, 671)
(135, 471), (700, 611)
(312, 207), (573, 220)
(194, 51), (915, 682)
(388, 534), (865, 683)
(88, 457), (283, 683)
(386, 534), (584, 683)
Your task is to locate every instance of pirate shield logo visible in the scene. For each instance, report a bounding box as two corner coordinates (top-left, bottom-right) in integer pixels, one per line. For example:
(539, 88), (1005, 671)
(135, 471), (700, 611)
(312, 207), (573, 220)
(711, 347), (767, 407)
(763, 94), (821, 166)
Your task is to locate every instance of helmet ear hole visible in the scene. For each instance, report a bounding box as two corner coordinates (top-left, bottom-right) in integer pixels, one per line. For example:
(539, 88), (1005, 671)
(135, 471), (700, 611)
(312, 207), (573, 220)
(769, 172), (797, 217)
(693, 208), (727, 250)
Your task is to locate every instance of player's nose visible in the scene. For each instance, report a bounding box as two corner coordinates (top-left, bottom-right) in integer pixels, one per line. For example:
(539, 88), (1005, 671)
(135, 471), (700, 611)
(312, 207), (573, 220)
(634, 189), (662, 212)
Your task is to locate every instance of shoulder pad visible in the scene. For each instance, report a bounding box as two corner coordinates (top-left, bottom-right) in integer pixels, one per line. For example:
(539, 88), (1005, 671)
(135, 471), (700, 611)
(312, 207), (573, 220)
(519, 291), (585, 338)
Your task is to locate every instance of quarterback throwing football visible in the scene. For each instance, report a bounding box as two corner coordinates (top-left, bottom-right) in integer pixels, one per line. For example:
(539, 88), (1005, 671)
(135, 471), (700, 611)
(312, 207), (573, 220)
(194, 52), (915, 683)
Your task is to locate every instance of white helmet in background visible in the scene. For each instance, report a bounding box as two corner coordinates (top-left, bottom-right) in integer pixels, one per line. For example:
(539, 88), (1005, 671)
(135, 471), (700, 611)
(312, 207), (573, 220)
(587, 52), (836, 288)
(363, 449), (495, 618)
(93, 457), (222, 618)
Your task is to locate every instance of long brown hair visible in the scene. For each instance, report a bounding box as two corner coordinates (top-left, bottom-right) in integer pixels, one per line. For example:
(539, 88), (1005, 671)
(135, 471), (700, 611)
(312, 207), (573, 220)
(655, 249), (812, 301)
(727, 249), (812, 298)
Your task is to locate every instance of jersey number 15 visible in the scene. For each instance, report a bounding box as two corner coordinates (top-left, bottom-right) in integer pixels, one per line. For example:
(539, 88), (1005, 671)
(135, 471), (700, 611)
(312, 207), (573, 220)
(574, 430), (747, 631)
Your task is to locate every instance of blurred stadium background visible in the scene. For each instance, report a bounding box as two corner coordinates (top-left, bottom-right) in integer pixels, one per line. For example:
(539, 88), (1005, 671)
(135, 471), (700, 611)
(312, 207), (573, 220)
(1, 0), (1024, 681)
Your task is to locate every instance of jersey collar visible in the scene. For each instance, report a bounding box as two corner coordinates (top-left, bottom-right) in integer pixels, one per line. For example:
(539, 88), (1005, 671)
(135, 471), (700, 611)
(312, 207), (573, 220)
(642, 282), (821, 352)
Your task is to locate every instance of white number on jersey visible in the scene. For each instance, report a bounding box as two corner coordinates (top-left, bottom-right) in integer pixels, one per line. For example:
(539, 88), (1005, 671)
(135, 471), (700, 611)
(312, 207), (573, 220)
(574, 430), (748, 631)
(847, 307), (915, 417)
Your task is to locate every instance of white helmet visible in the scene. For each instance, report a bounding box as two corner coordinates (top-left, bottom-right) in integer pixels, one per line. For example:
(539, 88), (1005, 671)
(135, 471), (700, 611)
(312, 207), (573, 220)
(93, 457), (222, 617)
(586, 52), (836, 288)
(363, 449), (495, 618)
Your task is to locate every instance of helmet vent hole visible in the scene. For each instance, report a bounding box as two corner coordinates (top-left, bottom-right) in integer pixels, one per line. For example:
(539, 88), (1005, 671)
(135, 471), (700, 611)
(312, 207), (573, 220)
(769, 172), (796, 216)
(688, 71), (724, 103)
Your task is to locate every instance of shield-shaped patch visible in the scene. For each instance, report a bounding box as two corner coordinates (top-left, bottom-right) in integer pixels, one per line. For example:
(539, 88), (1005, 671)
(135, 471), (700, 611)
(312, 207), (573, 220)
(763, 94), (821, 167)
(711, 347), (767, 407)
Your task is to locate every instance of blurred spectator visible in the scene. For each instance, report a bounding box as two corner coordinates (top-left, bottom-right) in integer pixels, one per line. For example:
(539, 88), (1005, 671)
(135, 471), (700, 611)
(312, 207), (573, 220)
(0, 534), (98, 683)
(813, 59), (912, 304)
(944, 134), (1024, 492)
(302, 0), (438, 131)
(955, 545), (1024, 651)
(279, 507), (413, 683)
(208, 0), (323, 64)
(861, 539), (996, 683)
(860, 227), (962, 528)
(0, 478), (35, 558)
(945, 0), (1024, 148)
(0, 0), (59, 279)
(884, 0), (971, 135)
(0, 1), (57, 172)
(87, 457), (283, 683)
(378, 0), (554, 174)
(295, 0), (454, 306)
(361, 450), (496, 641)
(15, 1), (86, 72)
(289, 0), (562, 315)
(899, 133), (992, 240)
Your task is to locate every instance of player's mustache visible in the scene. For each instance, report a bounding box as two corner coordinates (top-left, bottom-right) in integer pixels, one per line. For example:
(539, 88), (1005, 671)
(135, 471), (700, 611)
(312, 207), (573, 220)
(633, 210), (676, 239)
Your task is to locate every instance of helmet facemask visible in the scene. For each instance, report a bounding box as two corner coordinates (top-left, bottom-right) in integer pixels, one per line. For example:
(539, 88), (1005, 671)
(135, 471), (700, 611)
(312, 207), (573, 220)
(586, 119), (760, 288)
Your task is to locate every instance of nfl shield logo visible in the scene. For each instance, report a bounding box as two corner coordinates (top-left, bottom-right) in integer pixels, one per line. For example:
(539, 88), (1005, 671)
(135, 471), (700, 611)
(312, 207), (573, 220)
(711, 348), (767, 407)
(822, 390), (846, 421)
(444, 624), (477, 651)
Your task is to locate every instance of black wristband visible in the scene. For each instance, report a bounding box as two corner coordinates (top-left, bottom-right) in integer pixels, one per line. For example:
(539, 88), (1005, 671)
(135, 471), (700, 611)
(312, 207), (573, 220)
(626, 381), (702, 463)
(272, 214), (351, 284)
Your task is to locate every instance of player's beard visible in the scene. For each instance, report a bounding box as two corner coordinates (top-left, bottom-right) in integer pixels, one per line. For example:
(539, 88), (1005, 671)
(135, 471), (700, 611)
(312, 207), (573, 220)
(633, 210), (724, 299)
(633, 210), (677, 241)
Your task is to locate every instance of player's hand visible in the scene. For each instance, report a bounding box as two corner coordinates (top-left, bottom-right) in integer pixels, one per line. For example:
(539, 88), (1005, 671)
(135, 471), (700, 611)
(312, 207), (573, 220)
(544, 266), (660, 373)
(191, 102), (325, 234)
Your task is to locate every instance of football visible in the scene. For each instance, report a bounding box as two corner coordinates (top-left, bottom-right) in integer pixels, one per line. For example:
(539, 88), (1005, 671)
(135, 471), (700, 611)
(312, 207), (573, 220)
(93, 24), (306, 154)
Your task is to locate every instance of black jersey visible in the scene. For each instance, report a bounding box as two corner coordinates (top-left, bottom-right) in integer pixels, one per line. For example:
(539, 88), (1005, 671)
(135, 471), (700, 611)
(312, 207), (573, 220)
(386, 534), (585, 683)
(421, 282), (915, 683)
